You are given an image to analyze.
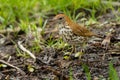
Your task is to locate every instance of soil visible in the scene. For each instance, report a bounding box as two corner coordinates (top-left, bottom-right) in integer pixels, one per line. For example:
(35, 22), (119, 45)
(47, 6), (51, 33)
(0, 11), (120, 80)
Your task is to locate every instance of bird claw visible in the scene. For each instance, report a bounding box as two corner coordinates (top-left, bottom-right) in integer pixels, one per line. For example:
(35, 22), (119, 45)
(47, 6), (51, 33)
(63, 50), (84, 60)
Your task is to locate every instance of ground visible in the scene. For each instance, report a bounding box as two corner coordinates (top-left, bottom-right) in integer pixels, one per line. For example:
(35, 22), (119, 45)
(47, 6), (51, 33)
(0, 11), (120, 80)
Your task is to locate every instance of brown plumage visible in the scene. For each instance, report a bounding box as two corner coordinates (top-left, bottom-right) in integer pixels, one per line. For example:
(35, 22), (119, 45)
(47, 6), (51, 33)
(53, 14), (99, 37)
(52, 14), (99, 52)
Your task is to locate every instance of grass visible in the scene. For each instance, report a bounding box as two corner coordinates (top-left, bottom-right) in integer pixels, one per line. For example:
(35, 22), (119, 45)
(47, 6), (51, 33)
(109, 62), (119, 80)
(0, 0), (120, 79)
(69, 67), (73, 80)
(82, 64), (91, 80)
(0, 0), (113, 28)
(81, 62), (120, 80)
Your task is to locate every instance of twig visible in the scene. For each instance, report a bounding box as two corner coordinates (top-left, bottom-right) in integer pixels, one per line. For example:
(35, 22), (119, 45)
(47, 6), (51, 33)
(0, 59), (25, 75)
(101, 28), (115, 49)
(18, 41), (36, 61)
(101, 33), (113, 48)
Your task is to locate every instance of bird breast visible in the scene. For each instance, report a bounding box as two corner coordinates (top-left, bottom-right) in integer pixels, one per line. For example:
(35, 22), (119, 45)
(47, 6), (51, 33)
(59, 26), (72, 35)
(58, 24), (85, 45)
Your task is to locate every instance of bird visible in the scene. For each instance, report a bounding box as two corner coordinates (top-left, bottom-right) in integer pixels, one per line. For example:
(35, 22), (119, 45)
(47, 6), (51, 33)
(51, 14), (100, 53)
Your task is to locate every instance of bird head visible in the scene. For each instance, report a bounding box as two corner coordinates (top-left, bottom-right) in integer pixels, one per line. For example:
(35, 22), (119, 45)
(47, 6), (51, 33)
(52, 14), (66, 24)
(52, 14), (72, 25)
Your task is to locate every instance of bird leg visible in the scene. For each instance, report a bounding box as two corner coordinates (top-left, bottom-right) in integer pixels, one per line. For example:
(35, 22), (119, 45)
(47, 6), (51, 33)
(71, 45), (76, 53)
(71, 42), (86, 53)
(81, 41), (87, 53)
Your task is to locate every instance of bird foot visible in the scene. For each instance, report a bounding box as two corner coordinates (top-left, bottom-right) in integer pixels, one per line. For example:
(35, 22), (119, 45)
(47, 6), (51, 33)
(80, 49), (85, 53)
(63, 48), (85, 60)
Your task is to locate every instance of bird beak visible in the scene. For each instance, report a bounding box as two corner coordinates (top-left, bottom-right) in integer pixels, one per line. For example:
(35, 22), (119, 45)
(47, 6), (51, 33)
(48, 17), (57, 26)
(52, 17), (57, 20)
(51, 17), (57, 22)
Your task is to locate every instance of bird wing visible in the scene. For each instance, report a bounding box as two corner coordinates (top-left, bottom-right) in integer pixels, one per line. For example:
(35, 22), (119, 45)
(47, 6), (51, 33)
(71, 23), (97, 37)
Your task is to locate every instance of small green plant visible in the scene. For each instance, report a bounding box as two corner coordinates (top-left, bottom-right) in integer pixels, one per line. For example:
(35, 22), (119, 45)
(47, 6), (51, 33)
(109, 62), (119, 80)
(27, 65), (35, 72)
(82, 64), (91, 80)
(19, 20), (29, 33)
(16, 47), (30, 58)
(46, 34), (57, 47)
(53, 38), (69, 49)
(69, 67), (73, 80)
(0, 64), (7, 68)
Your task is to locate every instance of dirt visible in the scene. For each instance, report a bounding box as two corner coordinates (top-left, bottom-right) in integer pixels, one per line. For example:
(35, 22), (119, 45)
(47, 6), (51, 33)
(0, 12), (120, 80)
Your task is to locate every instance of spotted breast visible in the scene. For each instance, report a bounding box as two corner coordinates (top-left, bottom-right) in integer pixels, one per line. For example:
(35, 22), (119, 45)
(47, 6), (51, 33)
(58, 24), (85, 45)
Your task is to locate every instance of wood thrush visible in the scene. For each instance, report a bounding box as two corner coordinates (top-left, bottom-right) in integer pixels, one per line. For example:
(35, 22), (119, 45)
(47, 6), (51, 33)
(52, 14), (99, 53)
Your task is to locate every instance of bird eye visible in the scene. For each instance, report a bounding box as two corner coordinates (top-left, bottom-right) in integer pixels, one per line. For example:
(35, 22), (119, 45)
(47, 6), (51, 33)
(59, 17), (63, 20)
